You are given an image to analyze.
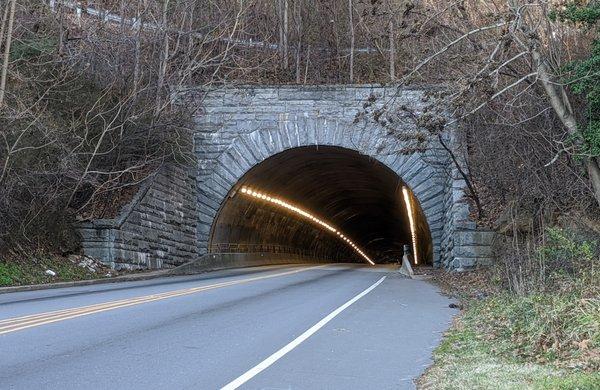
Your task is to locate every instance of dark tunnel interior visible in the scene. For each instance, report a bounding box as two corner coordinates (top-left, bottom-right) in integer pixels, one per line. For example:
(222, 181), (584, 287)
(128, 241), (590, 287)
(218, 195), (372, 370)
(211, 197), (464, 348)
(209, 146), (433, 265)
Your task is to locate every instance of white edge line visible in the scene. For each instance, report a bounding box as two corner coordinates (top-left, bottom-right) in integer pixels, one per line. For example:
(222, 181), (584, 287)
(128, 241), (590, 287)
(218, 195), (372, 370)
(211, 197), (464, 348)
(220, 275), (387, 390)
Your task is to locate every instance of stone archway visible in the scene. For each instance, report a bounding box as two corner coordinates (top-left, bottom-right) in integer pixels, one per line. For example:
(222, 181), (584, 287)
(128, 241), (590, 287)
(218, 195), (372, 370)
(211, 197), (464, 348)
(208, 145), (434, 265)
(194, 86), (452, 267)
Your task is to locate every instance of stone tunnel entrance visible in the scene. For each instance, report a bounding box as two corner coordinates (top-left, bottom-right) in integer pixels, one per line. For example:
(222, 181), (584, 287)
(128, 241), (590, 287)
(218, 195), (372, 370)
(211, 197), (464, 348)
(209, 146), (433, 265)
(77, 86), (496, 272)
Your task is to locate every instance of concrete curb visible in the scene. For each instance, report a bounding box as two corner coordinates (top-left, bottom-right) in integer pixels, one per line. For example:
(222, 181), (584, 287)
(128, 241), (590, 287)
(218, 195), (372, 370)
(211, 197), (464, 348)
(0, 270), (171, 295)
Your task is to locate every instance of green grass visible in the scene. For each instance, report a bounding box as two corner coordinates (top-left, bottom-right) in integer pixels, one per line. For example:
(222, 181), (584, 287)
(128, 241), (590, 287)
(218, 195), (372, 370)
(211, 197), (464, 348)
(420, 323), (555, 389)
(419, 318), (599, 390)
(466, 292), (600, 368)
(0, 262), (23, 286)
(537, 373), (600, 390)
(0, 256), (107, 287)
(419, 292), (599, 389)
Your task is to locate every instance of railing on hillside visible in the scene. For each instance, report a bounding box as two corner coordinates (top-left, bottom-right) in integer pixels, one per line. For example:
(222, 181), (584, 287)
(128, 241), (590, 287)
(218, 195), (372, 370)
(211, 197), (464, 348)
(46, 1), (387, 54)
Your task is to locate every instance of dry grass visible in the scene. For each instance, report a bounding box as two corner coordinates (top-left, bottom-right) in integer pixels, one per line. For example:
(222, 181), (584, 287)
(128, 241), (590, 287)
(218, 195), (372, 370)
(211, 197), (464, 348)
(418, 227), (600, 389)
(418, 317), (600, 390)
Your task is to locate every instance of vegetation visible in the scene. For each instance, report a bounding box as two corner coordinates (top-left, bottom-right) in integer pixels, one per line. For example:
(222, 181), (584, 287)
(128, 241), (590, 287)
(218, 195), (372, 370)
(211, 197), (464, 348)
(0, 1), (204, 254)
(0, 255), (112, 287)
(554, 1), (600, 191)
(420, 226), (600, 389)
(0, 1), (598, 254)
(420, 319), (600, 390)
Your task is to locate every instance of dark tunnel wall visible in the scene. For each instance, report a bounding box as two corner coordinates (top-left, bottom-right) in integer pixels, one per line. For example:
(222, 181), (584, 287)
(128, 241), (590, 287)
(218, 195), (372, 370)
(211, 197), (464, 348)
(209, 146), (433, 265)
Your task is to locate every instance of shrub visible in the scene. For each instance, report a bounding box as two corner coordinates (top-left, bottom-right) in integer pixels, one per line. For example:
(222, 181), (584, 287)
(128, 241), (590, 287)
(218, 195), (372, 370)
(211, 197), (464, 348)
(467, 291), (600, 369)
(537, 227), (598, 294)
(496, 226), (599, 295)
(0, 262), (22, 286)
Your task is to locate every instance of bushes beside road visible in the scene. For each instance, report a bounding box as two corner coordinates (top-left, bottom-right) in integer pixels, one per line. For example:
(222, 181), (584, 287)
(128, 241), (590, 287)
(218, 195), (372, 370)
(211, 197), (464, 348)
(420, 227), (600, 389)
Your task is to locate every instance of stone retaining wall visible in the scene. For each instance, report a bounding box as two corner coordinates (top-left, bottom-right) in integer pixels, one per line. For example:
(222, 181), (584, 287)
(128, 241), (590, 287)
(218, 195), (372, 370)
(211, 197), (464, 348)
(77, 164), (198, 270)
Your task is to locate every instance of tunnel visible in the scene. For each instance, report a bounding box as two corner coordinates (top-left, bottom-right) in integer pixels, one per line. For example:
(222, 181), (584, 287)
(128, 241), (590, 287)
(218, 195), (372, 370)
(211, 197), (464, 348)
(209, 146), (433, 265)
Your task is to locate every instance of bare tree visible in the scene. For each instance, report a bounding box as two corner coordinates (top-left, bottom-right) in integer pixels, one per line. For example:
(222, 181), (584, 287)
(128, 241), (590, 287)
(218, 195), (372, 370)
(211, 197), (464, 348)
(348, 0), (354, 82)
(388, 19), (395, 81)
(0, 0), (16, 107)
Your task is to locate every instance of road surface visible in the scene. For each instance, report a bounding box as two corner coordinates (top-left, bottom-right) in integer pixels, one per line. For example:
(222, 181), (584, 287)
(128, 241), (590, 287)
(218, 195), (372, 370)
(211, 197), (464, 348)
(0, 264), (455, 389)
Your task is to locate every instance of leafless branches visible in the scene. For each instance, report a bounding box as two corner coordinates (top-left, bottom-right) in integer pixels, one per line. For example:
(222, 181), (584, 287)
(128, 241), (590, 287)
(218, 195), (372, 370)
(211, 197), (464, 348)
(0, 0), (254, 251)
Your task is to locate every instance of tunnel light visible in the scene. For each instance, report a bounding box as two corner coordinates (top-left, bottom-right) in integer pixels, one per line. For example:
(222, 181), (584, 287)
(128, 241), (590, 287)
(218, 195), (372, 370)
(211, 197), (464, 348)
(402, 186), (419, 265)
(239, 186), (375, 265)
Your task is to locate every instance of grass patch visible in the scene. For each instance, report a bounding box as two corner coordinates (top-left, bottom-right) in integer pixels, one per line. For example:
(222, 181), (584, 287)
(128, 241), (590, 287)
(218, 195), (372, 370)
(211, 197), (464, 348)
(0, 255), (110, 287)
(419, 226), (600, 389)
(419, 314), (600, 390)
(0, 262), (24, 286)
(468, 292), (600, 369)
(420, 321), (558, 389)
(538, 372), (600, 390)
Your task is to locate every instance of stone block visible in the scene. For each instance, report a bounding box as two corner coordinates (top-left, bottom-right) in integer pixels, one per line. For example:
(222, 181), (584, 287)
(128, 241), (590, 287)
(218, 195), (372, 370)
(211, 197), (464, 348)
(453, 245), (493, 258)
(454, 230), (496, 247)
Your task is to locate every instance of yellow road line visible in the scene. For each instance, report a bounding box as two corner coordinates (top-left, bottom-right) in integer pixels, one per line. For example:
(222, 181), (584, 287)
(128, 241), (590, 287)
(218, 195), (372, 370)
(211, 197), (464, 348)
(0, 265), (327, 335)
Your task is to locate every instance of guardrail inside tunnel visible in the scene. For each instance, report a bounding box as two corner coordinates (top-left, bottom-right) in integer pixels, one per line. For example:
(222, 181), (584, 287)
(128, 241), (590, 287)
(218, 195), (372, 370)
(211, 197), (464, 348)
(208, 243), (345, 261)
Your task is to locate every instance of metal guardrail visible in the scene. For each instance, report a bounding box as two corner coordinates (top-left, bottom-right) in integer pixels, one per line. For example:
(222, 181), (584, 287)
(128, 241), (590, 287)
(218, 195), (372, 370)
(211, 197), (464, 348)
(46, 1), (388, 54)
(208, 243), (347, 261)
(209, 243), (310, 256)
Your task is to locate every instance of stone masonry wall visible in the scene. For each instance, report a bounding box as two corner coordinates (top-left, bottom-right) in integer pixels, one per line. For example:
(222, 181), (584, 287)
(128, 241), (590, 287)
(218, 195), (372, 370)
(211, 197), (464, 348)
(440, 129), (496, 269)
(190, 85), (495, 269)
(77, 164), (198, 270)
(78, 85), (494, 270)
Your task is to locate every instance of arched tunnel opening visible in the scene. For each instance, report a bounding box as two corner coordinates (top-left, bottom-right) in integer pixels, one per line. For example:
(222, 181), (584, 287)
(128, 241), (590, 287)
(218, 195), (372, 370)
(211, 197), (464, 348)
(209, 146), (433, 266)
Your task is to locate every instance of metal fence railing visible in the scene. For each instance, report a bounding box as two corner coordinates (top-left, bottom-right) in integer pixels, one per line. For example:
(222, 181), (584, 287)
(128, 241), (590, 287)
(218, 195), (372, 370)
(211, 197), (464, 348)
(208, 243), (348, 261)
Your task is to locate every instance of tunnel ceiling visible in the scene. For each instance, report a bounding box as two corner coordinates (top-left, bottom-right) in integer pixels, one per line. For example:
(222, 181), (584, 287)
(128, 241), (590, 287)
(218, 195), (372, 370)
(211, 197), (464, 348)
(211, 146), (430, 263)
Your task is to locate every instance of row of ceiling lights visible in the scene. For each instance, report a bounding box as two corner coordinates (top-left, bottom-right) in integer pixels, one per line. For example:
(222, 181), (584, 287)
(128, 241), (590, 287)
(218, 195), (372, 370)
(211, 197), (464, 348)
(239, 187), (375, 265)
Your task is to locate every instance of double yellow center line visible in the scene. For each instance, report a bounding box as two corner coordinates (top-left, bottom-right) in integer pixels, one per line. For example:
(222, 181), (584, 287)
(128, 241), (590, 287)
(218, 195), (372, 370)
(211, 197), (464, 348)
(0, 265), (325, 335)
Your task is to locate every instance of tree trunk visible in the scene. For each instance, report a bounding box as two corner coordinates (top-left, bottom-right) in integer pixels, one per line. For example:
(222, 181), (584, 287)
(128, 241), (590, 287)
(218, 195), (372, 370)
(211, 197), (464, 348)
(283, 0), (288, 69)
(133, 7), (144, 93)
(155, 0), (170, 115)
(586, 158), (600, 208)
(0, 0), (11, 49)
(0, 0), (16, 108)
(349, 0), (354, 82)
(294, 0), (301, 83)
(532, 47), (600, 208)
(389, 19), (395, 81)
(278, 0), (283, 60)
(304, 45), (310, 84)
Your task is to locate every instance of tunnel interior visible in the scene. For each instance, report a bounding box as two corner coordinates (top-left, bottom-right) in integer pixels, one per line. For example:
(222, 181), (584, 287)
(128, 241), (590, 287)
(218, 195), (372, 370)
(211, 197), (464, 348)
(210, 146), (433, 265)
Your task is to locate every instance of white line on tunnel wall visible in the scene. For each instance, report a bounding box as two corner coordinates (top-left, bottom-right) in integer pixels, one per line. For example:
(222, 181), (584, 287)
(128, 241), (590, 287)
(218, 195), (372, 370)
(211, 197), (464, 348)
(402, 186), (419, 265)
(238, 187), (375, 265)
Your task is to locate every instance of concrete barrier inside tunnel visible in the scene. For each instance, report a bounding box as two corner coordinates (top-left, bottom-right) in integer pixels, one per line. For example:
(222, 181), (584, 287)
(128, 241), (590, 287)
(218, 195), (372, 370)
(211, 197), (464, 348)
(209, 146), (433, 265)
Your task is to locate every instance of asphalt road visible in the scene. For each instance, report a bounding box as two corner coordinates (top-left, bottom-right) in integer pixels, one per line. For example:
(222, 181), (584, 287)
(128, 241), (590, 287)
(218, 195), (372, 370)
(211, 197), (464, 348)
(0, 264), (456, 389)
